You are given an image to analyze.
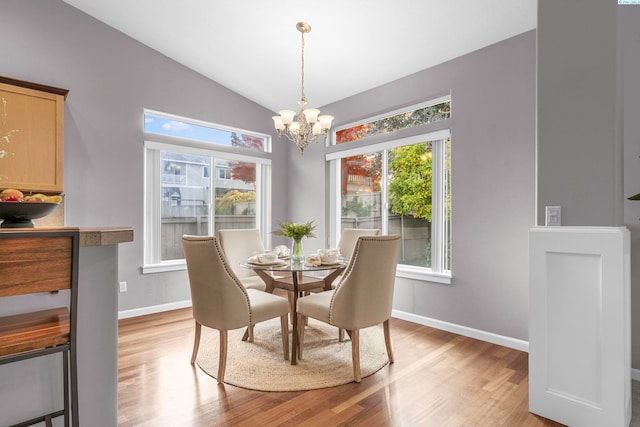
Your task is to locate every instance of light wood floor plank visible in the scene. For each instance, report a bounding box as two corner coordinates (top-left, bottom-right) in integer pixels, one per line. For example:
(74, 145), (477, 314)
(118, 307), (565, 426)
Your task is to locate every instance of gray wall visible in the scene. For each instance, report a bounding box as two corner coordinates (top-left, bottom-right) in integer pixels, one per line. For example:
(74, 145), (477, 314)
(621, 7), (640, 368)
(538, 1), (640, 367)
(290, 32), (537, 341)
(0, 0), (288, 313)
(537, 0), (623, 227)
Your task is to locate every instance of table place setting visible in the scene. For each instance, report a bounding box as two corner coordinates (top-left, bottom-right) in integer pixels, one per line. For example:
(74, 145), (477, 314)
(273, 244), (290, 259)
(305, 249), (344, 267)
(247, 250), (289, 266)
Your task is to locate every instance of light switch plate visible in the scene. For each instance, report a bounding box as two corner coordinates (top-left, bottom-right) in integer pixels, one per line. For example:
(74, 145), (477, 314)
(545, 206), (561, 226)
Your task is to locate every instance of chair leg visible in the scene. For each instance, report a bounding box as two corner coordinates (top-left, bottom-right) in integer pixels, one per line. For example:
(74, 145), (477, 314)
(287, 293), (295, 325)
(350, 329), (361, 383)
(63, 350), (69, 427)
(241, 325), (255, 342)
(69, 340), (78, 427)
(297, 313), (306, 359)
(341, 329), (353, 341)
(383, 319), (394, 363)
(218, 330), (228, 384)
(280, 314), (290, 361)
(191, 321), (202, 364)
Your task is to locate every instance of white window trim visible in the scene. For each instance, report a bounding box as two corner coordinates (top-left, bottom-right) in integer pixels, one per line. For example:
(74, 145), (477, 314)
(326, 129), (450, 161)
(145, 108), (272, 153)
(327, 128), (451, 284)
(143, 139), (272, 274)
(396, 266), (452, 284)
(329, 94), (451, 147)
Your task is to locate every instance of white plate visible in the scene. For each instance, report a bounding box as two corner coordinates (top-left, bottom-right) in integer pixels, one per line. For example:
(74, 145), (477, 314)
(305, 261), (344, 267)
(248, 259), (288, 266)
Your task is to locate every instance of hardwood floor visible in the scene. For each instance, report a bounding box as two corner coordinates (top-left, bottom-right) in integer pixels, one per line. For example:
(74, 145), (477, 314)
(118, 305), (564, 426)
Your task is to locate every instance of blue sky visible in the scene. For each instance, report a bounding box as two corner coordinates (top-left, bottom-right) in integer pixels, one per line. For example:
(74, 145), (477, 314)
(144, 113), (235, 146)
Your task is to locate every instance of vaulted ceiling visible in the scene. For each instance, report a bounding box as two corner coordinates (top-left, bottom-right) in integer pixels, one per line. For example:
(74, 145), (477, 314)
(62, 0), (536, 112)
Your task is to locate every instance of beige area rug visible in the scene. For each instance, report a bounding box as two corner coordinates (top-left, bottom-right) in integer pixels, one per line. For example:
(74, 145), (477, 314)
(196, 318), (389, 391)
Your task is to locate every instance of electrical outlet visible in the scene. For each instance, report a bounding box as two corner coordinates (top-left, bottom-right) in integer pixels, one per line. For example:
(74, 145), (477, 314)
(545, 206), (561, 226)
(119, 281), (127, 292)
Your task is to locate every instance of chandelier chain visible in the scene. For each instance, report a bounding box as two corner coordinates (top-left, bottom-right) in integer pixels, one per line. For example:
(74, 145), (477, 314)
(300, 29), (306, 104)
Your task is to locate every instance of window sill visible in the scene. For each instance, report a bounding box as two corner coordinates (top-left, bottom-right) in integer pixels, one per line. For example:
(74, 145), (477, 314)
(143, 260), (187, 274)
(396, 266), (452, 284)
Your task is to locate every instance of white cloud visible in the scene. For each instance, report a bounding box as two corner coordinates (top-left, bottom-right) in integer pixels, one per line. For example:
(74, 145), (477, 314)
(162, 121), (192, 132)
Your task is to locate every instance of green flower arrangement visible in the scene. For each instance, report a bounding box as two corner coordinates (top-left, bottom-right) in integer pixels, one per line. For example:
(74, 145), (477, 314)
(273, 221), (316, 241)
(273, 221), (316, 261)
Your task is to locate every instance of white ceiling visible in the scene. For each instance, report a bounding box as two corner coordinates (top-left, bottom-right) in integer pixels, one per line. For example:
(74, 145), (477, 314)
(62, 0), (536, 113)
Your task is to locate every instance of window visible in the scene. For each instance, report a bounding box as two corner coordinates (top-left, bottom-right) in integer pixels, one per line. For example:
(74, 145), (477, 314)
(143, 110), (272, 273)
(216, 166), (231, 180)
(335, 99), (450, 144)
(144, 111), (269, 152)
(328, 98), (451, 282)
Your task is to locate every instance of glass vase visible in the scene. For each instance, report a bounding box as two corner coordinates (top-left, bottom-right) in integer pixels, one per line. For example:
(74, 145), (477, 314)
(291, 238), (305, 263)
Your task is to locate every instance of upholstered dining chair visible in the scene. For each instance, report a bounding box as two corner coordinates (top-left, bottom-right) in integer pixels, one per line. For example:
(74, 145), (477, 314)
(218, 228), (269, 291)
(296, 234), (401, 383)
(336, 228), (380, 260)
(182, 235), (290, 384)
(323, 228), (381, 294)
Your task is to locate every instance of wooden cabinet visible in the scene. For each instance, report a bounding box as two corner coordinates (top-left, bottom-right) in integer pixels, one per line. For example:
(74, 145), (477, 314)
(0, 76), (68, 193)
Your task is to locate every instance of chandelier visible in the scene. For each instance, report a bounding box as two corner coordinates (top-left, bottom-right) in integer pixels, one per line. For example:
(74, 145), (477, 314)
(272, 22), (334, 154)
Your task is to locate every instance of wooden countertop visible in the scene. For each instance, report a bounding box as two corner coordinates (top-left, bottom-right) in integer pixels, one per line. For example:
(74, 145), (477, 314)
(78, 227), (134, 247)
(0, 226), (134, 247)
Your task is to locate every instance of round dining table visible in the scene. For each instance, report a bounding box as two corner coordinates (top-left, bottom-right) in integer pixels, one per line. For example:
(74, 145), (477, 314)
(241, 259), (346, 364)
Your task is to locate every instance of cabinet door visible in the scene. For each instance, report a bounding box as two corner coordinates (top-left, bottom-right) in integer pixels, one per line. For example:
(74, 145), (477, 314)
(529, 227), (631, 427)
(0, 82), (64, 192)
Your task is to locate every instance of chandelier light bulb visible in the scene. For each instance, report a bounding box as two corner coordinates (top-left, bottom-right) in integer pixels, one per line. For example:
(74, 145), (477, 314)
(318, 115), (334, 131)
(278, 110), (296, 125)
(272, 116), (284, 131)
(303, 108), (320, 124)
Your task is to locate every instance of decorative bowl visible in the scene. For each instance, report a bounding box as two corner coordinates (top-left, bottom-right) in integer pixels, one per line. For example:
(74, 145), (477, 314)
(0, 201), (61, 228)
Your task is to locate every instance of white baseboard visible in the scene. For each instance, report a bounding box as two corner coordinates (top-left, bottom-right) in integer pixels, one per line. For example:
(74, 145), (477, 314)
(391, 309), (529, 352)
(118, 300), (192, 320)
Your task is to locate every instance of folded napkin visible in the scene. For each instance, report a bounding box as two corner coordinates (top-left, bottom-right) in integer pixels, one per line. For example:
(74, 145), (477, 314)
(248, 255), (283, 265)
(324, 248), (341, 257)
(274, 245), (290, 257)
(305, 254), (322, 267)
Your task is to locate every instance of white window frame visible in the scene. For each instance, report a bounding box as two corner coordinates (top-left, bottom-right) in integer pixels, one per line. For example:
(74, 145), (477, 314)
(143, 114), (272, 274)
(326, 128), (451, 284)
(329, 94), (451, 147)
